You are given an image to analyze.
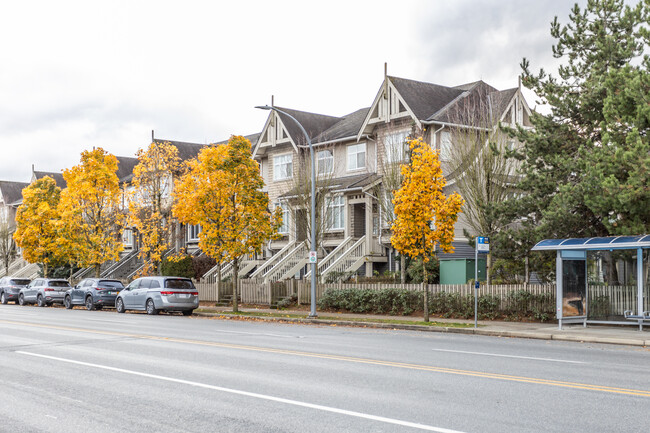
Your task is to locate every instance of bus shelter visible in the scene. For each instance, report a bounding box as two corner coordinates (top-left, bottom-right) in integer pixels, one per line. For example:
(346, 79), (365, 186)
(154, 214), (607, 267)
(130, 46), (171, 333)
(531, 235), (650, 330)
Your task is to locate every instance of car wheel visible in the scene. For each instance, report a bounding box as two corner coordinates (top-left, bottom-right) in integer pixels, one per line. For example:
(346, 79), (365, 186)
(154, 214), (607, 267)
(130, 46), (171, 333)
(0, 292), (6, 305)
(116, 298), (125, 314)
(146, 299), (158, 315)
(18, 294), (25, 306)
(64, 296), (73, 309)
(85, 296), (95, 311)
(37, 295), (45, 307)
(182, 309), (194, 316)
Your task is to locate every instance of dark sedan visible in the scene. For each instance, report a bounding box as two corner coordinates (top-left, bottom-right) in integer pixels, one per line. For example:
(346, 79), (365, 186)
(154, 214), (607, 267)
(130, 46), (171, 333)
(0, 277), (31, 304)
(64, 278), (125, 310)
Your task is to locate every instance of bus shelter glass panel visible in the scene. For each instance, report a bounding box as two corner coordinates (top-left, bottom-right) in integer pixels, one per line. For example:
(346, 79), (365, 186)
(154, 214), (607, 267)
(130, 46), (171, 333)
(561, 250), (587, 317)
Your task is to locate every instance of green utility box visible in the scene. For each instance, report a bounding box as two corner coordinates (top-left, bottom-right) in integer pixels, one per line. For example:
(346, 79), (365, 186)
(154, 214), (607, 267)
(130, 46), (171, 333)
(439, 258), (486, 284)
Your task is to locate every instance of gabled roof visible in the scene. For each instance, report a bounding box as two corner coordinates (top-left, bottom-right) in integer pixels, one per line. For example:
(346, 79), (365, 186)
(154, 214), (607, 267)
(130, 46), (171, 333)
(213, 132), (262, 150)
(279, 173), (381, 199)
(388, 76), (465, 121)
(33, 171), (66, 189)
(427, 81), (500, 126)
(273, 106), (341, 145)
(490, 88), (518, 121)
(312, 108), (370, 143)
(0, 180), (29, 205)
(115, 156), (139, 183)
(154, 139), (206, 162)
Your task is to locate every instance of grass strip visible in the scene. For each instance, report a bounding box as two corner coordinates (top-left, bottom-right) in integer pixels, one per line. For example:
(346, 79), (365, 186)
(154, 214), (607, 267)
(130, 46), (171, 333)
(195, 309), (473, 328)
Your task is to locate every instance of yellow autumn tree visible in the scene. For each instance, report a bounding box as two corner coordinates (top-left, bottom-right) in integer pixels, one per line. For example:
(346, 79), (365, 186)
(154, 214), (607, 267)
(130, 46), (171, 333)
(59, 148), (125, 277)
(174, 135), (281, 312)
(128, 141), (180, 275)
(13, 177), (61, 278)
(391, 137), (464, 321)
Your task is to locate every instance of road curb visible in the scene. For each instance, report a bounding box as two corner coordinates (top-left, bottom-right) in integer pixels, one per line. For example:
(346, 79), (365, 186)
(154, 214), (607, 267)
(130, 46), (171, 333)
(193, 311), (648, 347)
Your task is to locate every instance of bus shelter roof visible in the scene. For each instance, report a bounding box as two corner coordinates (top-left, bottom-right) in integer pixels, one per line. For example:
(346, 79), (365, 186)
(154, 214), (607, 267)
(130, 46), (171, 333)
(531, 235), (650, 251)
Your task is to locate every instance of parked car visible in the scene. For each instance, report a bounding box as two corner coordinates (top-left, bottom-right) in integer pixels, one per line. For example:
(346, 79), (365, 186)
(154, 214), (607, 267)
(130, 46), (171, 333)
(64, 278), (125, 310)
(19, 278), (72, 307)
(116, 276), (199, 316)
(0, 277), (31, 304)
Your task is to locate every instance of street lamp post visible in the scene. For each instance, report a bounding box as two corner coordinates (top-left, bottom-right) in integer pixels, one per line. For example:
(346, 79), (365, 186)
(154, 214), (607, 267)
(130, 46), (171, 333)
(255, 105), (318, 318)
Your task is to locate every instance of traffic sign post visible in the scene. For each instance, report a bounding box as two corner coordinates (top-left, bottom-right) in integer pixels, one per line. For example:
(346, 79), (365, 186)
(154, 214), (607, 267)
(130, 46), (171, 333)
(475, 237), (489, 328)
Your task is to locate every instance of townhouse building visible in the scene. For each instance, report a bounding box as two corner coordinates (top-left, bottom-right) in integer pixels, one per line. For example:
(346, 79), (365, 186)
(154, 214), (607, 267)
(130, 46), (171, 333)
(250, 72), (532, 282)
(5, 71), (531, 284)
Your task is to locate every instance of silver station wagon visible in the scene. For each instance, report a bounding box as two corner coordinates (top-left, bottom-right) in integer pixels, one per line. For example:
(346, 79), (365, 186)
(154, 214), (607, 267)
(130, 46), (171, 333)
(115, 276), (199, 316)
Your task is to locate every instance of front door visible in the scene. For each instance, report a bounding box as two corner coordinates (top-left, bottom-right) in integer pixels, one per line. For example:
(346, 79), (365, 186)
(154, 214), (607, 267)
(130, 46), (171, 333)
(352, 203), (366, 238)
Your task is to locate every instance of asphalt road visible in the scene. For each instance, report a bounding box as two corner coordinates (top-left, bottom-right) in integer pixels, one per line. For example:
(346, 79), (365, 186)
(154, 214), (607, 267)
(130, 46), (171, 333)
(1, 304), (649, 433)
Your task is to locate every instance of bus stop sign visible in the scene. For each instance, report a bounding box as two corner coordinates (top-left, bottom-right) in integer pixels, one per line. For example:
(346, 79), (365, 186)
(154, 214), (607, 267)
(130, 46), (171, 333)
(477, 237), (490, 253)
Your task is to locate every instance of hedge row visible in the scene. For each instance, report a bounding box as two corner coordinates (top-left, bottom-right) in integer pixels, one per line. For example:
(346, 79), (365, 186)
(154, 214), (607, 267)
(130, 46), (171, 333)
(317, 288), (555, 321)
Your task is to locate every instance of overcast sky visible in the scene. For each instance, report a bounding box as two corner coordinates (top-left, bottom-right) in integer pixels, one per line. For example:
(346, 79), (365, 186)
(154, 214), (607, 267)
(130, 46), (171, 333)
(0, 0), (583, 182)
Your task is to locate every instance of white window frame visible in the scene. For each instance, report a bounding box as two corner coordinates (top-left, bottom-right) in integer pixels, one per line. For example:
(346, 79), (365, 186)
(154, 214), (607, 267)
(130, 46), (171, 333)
(440, 131), (452, 161)
(326, 195), (345, 231)
(317, 149), (334, 175)
(122, 229), (133, 246)
(273, 154), (293, 181)
(347, 143), (366, 171)
(384, 131), (409, 164)
(275, 202), (290, 235)
(187, 224), (201, 242)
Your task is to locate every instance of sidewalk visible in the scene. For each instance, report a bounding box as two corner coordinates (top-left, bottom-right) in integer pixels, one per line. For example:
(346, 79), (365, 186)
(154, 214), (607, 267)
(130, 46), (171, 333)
(195, 306), (650, 347)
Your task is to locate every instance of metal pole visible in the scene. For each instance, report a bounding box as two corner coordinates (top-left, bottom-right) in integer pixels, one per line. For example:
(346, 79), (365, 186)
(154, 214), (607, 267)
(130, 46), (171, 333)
(474, 240), (478, 328)
(255, 105), (318, 317)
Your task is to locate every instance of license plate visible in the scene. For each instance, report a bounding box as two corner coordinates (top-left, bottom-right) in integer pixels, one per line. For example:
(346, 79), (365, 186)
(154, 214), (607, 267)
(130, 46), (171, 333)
(179, 294), (190, 298)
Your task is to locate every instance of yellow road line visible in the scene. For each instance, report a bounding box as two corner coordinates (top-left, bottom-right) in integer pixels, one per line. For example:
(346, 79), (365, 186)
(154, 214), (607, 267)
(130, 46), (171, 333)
(2, 318), (649, 398)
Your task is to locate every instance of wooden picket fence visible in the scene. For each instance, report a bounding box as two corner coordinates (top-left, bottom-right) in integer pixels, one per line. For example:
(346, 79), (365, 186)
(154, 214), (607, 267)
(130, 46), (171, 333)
(196, 280), (555, 306)
(194, 280), (646, 318)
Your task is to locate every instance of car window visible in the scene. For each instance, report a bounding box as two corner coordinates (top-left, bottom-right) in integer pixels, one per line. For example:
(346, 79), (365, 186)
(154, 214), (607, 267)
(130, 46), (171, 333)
(149, 280), (161, 289)
(98, 280), (124, 289)
(10, 279), (30, 286)
(82, 280), (92, 287)
(49, 281), (71, 288)
(165, 279), (194, 290)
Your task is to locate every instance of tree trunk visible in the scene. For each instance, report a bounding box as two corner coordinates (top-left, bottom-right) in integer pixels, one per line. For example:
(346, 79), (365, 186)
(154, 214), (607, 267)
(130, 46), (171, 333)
(524, 255), (530, 284)
(422, 259), (429, 322)
(94, 263), (101, 278)
(232, 258), (239, 313)
(486, 253), (491, 285)
(400, 255), (406, 284)
(43, 262), (48, 279)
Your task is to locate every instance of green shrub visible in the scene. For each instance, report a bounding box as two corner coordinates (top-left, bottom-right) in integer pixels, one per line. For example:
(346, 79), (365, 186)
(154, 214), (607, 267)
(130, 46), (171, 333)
(406, 256), (439, 283)
(161, 254), (195, 279)
(318, 288), (421, 316)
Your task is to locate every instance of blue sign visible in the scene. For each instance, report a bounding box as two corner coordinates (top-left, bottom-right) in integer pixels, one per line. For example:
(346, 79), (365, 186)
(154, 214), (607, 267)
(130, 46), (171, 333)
(475, 281), (480, 289)
(476, 236), (490, 253)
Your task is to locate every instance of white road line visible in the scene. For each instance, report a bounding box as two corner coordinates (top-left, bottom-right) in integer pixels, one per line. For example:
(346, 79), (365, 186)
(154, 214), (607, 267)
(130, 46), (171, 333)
(431, 349), (586, 364)
(17, 351), (465, 433)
